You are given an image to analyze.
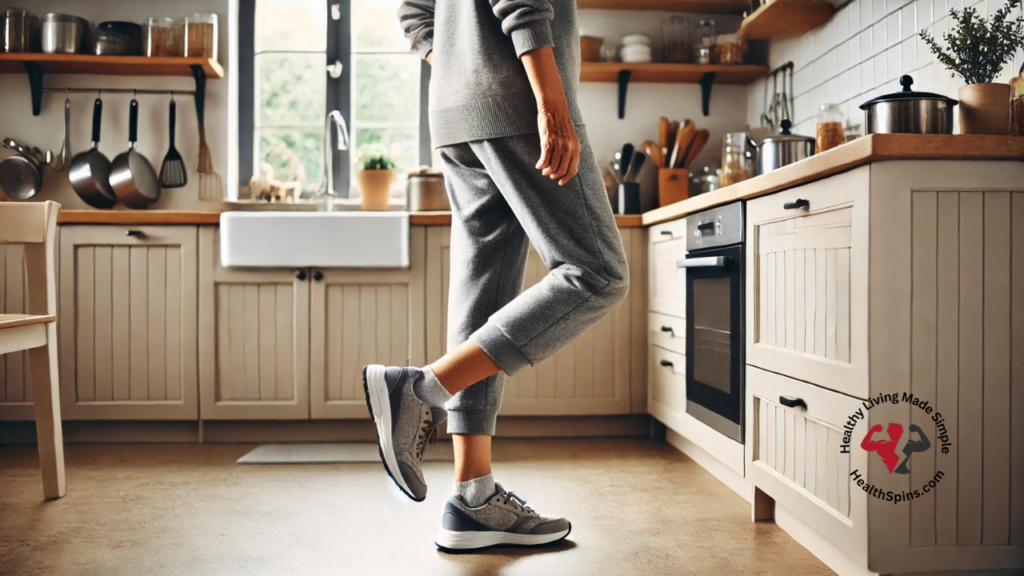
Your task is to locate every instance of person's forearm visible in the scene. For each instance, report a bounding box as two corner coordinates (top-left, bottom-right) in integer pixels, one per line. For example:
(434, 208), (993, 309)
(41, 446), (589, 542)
(521, 46), (565, 109)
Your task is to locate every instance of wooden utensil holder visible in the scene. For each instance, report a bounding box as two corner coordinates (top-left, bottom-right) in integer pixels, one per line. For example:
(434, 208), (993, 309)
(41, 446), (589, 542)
(658, 168), (689, 207)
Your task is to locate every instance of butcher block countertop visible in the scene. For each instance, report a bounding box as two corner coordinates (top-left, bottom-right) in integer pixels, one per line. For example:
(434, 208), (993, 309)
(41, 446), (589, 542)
(57, 210), (645, 228)
(642, 134), (1024, 226)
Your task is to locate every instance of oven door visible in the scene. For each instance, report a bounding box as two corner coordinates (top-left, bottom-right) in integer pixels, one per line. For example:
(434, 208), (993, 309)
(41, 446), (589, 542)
(681, 244), (744, 443)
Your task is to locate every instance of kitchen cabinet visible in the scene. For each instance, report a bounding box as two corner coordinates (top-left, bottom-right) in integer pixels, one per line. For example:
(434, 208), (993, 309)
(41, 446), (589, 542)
(58, 225), (199, 420)
(0, 244), (33, 420)
(647, 219), (687, 319)
(647, 346), (686, 431)
(425, 226), (647, 415)
(309, 228), (426, 419)
(198, 227), (309, 420)
(745, 161), (1024, 576)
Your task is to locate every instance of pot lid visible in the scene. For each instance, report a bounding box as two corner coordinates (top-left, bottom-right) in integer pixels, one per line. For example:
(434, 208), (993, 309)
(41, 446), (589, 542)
(859, 75), (958, 109)
(760, 119), (814, 144)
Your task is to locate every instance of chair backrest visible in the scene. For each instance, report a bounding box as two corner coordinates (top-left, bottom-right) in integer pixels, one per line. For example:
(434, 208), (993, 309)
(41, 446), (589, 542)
(0, 201), (60, 316)
(0, 201), (58, 244)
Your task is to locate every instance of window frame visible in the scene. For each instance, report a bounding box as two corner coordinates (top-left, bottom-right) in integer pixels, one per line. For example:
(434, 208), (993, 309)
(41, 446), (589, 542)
(238, 0), (432, 198)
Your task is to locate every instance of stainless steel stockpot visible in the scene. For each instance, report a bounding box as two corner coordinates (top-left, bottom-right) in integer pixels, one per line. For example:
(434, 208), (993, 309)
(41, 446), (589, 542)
(41, 13), (89, 54)
(860, 75), (958, 134)
(757, 119), (815, 175)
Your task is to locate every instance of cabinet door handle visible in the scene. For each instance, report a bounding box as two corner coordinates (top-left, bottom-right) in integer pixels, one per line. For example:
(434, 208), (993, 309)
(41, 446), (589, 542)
(659, 230), (673, 236)
(660, 325), (674, 334)
(125, 229), (144, 237)
(659, 360), (674, 367)
(313, 270), (324, 281)
(784, 199), (810, 211)
(779, 396), (807, 410)
(295, 270), (307, 281)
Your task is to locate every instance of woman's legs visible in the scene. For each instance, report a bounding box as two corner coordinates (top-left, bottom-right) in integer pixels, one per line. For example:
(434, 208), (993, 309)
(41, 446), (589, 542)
(452, 433), (493, 482)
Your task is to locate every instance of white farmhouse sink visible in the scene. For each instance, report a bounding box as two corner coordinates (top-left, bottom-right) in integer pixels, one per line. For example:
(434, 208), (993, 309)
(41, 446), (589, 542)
(220, 211), (409, 268)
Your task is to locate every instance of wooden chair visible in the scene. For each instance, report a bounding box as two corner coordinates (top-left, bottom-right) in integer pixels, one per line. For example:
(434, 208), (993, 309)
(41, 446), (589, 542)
(0, 201), (65, 499)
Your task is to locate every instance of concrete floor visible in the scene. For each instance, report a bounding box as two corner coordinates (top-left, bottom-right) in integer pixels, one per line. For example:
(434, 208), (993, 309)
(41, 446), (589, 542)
(0, 439), (832, 576)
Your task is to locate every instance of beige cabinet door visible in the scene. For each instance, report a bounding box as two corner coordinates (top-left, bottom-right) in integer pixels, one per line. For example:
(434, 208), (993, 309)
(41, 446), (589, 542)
(745, 167), (869, 399)
(198, 228), (309, 419)
(648, 218), (687, 318)
(58, 225), (199, 420)
(0, 244), (34, 420)
(425, 226), (642, 416)
(309, 227), (426, 419)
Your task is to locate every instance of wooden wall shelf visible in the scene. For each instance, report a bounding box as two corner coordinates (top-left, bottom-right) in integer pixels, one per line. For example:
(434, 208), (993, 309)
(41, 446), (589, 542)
(580, 62), (768, 118)
(577, 0), (748, 12)
(0, 54), (222, 116)
(738, 0), (834, 40)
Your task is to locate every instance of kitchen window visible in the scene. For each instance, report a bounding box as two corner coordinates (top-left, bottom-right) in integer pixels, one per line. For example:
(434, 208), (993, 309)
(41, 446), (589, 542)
(239, 0), (431, 197)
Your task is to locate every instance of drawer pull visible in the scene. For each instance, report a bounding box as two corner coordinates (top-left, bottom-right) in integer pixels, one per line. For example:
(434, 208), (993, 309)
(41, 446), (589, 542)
(659, 360), (674, 368)
(313, 270), (324, 281)
(125, 229), (144, 237)
(659, 230), (674, 237)
(784, 199), (810, 211)
(295, 270), (307, 281)
(779, 396), (807, 410)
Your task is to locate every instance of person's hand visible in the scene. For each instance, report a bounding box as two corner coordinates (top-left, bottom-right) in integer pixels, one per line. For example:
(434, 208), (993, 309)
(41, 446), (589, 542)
(535, 99), (580, 186)
(425, 51), (433, 65)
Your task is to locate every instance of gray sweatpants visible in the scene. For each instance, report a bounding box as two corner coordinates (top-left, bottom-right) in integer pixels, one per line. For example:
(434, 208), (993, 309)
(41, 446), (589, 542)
(438, 126), (630, 435)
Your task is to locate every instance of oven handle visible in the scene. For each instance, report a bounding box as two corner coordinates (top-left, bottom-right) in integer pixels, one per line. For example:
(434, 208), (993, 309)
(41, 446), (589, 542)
(677, 256), (729, 269)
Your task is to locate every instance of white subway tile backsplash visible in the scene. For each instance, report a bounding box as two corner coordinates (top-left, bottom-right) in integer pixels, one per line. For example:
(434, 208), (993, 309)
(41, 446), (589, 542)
(901, 37), (917, 72)
(917, 0), (934, 25)
(887, 45), (902, 80)
(886, 12), (901, 46)
(795, 67), (812, 96)
(848, 33), (861, 63)
(900, 4), (916, 39)
(827, 77), (839, 104)
(861, 0), (874, 28)
(839, 70), (851, 99)
(917, 64), (934, 90)
(917, 33), (933, 67)
(860, 30), (873, 57)
(862, 57), (876, 88)
(826, 49), (838, 77)
(874, 53), (888, 85)
(814, 58), (826, 87)
(874, 0), (888, 23)
(873, 21), (887, 54)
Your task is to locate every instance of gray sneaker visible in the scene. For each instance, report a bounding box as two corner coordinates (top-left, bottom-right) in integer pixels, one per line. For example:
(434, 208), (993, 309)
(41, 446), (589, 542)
(435, 484), (572, 552)
(362, 364), (440, 502)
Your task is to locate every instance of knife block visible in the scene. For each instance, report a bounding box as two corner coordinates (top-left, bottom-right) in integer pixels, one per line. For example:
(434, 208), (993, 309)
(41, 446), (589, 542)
(658, 168), (689, 207)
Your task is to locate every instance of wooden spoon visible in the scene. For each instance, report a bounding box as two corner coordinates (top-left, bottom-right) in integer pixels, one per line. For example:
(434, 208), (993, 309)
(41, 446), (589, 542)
(642, 140), (664, 168)
(669, 119), (696, 169)
(658, 117), (671, 159)
(682, 129), (710, 169)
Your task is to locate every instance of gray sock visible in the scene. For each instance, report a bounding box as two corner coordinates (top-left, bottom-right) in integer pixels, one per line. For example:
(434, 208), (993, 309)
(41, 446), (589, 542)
(413, 366), (453, 410)
(456, 473), (496, 508)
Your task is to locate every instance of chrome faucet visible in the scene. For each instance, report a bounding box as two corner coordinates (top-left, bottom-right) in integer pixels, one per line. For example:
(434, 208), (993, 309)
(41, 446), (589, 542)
(317, 110), (350, 198)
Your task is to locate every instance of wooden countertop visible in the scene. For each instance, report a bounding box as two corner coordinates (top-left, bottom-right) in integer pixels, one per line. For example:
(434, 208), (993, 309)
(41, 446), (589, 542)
(57, 209), (645, 228)
(642, 134), (1024, 226)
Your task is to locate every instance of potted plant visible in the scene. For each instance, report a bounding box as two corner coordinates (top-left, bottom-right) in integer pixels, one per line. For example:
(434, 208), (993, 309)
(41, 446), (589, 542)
(356, 152), (396, 211)
(920, 0), (1024, 134)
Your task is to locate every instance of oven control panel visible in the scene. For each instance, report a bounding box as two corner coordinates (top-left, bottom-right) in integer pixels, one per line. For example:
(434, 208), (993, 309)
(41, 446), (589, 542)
(685, 201), (745, 252)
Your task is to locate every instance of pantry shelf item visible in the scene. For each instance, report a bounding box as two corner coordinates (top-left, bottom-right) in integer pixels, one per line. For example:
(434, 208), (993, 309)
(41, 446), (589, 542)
(738, 0), (834, 40)
(144, 17), (177, 57)
(713, 34), (746, 64)
(621, 34), (652, 63)
(756, 119), (814, 175)
(90, 21), (142, 55)
(182, 14), (218, 60)
(859, 75), (957, 135)
(816, 103), (845, 152)
(2, 7), (36, 53)
(1011, 64), (1024, 136)
(41, 13), (88, 54)
(661, 16), (689, 63)
(721, 131), (756, 185)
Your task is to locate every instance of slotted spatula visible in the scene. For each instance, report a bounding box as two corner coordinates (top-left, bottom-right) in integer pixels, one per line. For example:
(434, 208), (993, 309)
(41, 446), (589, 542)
(159, 98), (187, 188)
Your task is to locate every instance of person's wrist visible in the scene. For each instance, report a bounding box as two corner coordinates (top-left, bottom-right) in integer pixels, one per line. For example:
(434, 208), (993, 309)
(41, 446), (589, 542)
(536, 93), (567, 113)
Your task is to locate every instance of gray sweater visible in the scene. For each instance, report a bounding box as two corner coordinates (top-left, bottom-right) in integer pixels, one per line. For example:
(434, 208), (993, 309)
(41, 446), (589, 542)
(398, 0), (583, 148)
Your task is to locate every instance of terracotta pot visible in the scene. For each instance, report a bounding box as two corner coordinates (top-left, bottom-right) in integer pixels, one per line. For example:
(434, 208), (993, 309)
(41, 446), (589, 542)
(958, 83), (1011, 135)
(356, 170), (396, 211)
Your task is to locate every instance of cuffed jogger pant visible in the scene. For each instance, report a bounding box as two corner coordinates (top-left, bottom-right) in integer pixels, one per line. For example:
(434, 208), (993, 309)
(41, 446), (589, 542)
(438, 126), (630, 435)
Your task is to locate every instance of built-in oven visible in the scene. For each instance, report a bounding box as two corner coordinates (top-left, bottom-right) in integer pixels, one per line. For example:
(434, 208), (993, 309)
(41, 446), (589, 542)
(679, 201), (744, 443)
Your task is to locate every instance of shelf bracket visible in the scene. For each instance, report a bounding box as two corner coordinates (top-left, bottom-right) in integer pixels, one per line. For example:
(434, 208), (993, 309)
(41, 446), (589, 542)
(617, 69), (631, 119)
(25, 62), (44, 116)
(699, 72), (717, 117)
(191, 64), (207, 126)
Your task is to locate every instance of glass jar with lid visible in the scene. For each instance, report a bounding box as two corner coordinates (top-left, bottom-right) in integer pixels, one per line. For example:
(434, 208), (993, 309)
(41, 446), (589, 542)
(181, 13), (218, 60)
(816, 103), (846, 152)
(720, 132), (756, 187)
(714, 34), (746, 64)
(695, 19), (717, 47)
(661, 15), (689, 63)
(2, 7), (36, 52)
(144, 17), (176, 56)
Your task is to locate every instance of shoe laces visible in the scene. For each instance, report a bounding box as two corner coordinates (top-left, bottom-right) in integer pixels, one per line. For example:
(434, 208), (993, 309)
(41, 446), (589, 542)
(499, 489), (535, 514)
(413, 404), (438, 463)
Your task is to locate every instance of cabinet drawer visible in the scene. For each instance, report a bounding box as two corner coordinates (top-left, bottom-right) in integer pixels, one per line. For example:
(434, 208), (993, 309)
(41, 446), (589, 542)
(648, 346), (686, 431)
(648, 219), (686, 318)
(747, 365), (867, 565)
(648, 312), (685, 355)
(745, 167), (869, 399)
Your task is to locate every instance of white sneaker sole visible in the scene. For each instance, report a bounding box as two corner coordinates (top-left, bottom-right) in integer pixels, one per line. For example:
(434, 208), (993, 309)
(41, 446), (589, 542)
(434, 526), (571, 551)
(363, 364), (414, 498)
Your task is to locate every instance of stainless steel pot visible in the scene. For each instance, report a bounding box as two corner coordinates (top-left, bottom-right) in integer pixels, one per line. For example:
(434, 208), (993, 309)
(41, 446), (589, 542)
(69, 98), (118, 209)
(41, 13), (88, 54)
(406, 167), (449, 211)
(860, 75), (958, 134)
(110, 99), (160, 209)
(757, 119), (815, 175)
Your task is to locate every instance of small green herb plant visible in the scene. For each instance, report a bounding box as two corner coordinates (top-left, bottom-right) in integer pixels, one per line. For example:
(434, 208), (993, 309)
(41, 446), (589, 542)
(920, 0), (1024, 85)
(361, 154), (396, 171)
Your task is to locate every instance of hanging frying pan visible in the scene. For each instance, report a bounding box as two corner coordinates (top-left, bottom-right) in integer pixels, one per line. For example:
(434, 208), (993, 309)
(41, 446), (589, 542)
(110, 98), (160, 208)
(68, 98), (118, 209)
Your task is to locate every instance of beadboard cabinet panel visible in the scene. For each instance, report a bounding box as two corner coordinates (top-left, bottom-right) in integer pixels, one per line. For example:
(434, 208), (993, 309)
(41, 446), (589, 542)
(58, 226), (198, 420)
(0, 244), (33, 419)
(309, 227), (426, 419)
(426, 226), (645, 415)
(648, 219), (687, 318)
(198, 228), (309, 420)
